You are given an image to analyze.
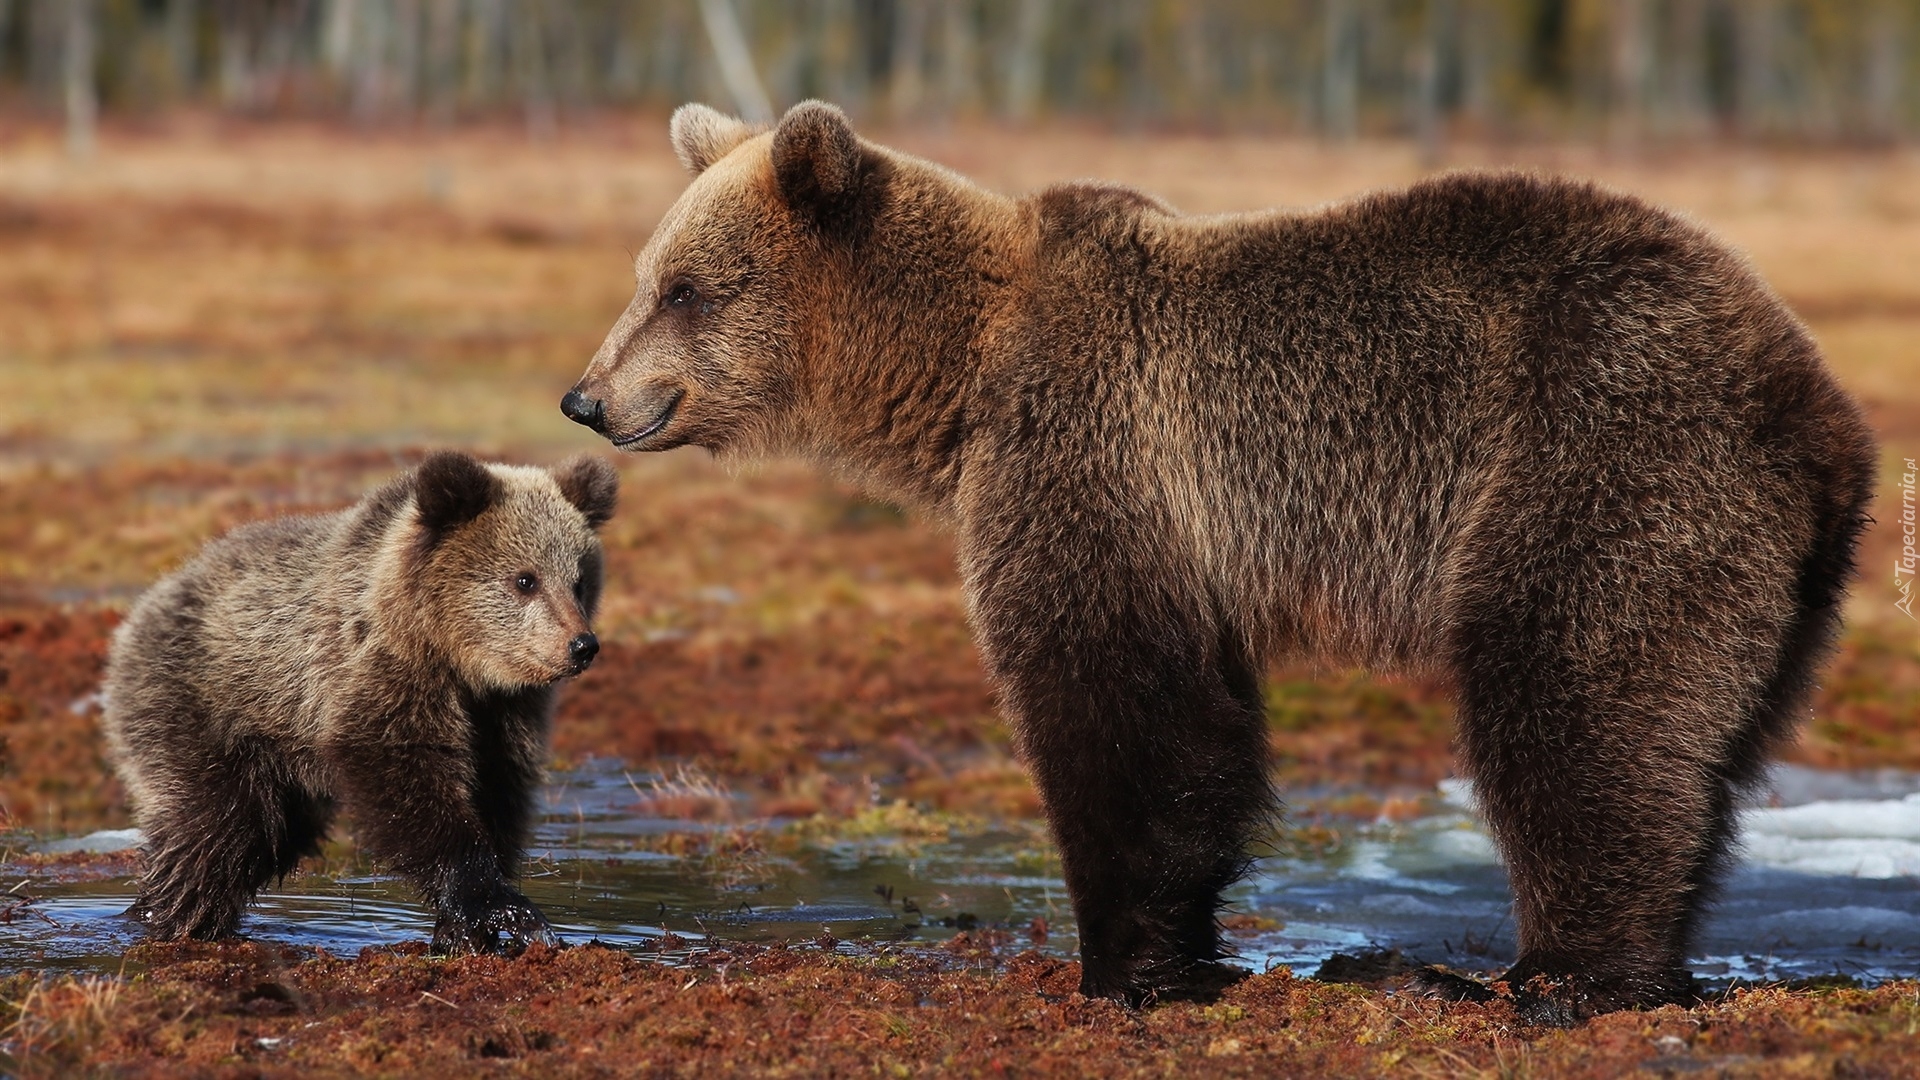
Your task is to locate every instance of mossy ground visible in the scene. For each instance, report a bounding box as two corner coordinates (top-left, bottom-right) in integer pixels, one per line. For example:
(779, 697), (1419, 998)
(6, 941), (1920, 1078)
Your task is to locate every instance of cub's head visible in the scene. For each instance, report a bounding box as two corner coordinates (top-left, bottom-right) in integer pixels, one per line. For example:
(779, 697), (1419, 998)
(562, 100), (880, 458)
(406, 451), (619, 690)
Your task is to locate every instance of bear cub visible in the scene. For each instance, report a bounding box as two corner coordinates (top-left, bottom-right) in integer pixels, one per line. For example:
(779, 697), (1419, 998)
(103, 450), (618, 954)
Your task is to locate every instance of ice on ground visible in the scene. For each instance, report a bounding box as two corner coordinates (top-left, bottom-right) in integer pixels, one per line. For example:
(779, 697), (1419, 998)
(39, 828), (144, 855)
(1739, 794), (1920, 877)
(1239, 765), (1920, 984)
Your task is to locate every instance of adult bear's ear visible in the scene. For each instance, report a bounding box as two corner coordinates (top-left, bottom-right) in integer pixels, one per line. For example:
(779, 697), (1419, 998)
(772, 100), (863, 219)
(414, 451), (501, 534)
(670, 103), (754, 176)
(551, 455), (619, 529)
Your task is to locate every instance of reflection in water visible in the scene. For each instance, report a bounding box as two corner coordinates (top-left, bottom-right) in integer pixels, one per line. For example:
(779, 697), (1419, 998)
(6, 761), (1920, 987)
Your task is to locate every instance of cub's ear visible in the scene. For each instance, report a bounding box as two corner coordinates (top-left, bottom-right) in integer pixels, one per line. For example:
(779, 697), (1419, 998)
(670, 103), (754, 176)
(772, 100), (862, 217)
(414, 451), (501, 534)
(552, 455), (619, 529)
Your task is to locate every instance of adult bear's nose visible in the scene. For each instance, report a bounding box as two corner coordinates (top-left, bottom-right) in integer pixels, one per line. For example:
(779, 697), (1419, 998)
(568, 632), (599, 672)
(561, 388), (606, 433)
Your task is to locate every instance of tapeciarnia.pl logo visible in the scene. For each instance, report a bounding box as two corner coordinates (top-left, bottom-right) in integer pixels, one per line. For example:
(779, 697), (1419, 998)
(1897, 457), (1917, 621)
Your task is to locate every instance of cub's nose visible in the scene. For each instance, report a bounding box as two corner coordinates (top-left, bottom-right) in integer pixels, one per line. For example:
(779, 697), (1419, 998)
(568, 632), (599, 672)
(561, 388), (607, 433)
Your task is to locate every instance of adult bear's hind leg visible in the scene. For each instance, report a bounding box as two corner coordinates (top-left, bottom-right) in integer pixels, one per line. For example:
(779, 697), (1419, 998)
(1442, 589), (1783, 1023)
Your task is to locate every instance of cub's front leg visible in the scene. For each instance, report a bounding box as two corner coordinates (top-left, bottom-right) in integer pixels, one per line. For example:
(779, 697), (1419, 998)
(322, 689), (557, 955)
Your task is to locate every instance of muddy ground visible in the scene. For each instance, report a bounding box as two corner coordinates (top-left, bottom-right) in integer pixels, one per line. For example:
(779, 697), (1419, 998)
(1, 113), (1919, 1075)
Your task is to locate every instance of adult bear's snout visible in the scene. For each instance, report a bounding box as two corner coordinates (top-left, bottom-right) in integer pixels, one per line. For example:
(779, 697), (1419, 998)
(560, 388), (606, 433)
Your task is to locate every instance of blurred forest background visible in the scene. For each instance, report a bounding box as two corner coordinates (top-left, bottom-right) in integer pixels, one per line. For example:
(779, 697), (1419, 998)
(8, 0), (1920, 152)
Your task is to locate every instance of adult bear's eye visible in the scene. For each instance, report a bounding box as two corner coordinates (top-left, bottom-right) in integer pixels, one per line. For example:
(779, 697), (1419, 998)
(514, 572), (539, 594)
(664, 281), (699, 309)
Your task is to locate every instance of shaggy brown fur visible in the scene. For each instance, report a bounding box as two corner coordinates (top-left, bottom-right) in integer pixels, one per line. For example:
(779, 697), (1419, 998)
(564, 101), (1877, 1022)
(103, 452), (618, 954)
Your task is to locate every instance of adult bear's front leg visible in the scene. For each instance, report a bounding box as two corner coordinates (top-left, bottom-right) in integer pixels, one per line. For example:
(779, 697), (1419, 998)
(966, 527), (1276, 1004)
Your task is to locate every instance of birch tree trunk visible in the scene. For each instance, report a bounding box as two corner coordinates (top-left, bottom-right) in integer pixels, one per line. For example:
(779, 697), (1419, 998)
(1322, 0), (1359, 139)
(696, 0), (773, 122)
(1863, 0), (1906, 143)
(940, 0), (978, 115)
(890, 0), (930, 118)
(65, 0), (96, 159)
(1413, 0), (1450, 163)
(165, 0), (197, 97)
(1004, 0), (1050, 122)
(1734, 0), (1779, 139)
(1607, 0), (1647, 150)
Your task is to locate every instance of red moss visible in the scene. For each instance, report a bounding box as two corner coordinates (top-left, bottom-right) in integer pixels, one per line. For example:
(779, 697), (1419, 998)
(4, 941), (1917, 1078)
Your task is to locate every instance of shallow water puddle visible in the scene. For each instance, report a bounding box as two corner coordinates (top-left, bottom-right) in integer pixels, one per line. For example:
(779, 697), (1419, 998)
(1244, 766), (1920, 985)
(6, 762), (1920, 987)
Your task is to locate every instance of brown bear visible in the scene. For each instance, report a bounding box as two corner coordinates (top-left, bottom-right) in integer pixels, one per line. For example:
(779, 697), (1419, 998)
(103, 451), (618, 955)
(562, 101), (1876, 1021)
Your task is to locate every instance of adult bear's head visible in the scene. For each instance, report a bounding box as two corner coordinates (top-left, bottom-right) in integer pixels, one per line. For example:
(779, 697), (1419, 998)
(564, 100), (889, 459)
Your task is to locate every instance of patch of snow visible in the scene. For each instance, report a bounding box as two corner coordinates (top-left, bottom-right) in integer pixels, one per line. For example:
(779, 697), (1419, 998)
(39, 828), (144, 855)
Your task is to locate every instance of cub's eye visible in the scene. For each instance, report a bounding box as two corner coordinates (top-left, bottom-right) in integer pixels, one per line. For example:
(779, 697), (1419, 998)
(514, 572), (539, 595)
(664, 281), (699, 309)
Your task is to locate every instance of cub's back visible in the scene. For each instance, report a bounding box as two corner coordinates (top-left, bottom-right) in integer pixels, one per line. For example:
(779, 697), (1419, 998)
(104, 502), (384, 760)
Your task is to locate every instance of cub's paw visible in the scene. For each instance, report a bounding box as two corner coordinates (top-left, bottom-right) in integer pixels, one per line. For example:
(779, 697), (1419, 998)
(1406, 965), (1499, 1003)
(483, 897), (563, 955)
(432, 891), (563, 956)
(124, 895), (245, 943)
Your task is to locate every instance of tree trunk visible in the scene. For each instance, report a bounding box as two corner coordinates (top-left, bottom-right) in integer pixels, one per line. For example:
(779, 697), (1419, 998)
(1322, 0), (1359, 139)
(1457, 0), (1498, 135)
(1413, 0), (1451, 163)
(1734, 0), (1778, 139)
(1660, 0), (1711, 138)
(65, 0), (96, 159)
(165, 0), (197, 98)
(1004, 0), (1050, 122)
(1607, 0), (1647, 151)
(1863, 0), (1906, 143)
(514, 0), (558, 137)
(889, 0), (930, 119)
(696, 0), (773, 122)
(940, 0), (978, 116)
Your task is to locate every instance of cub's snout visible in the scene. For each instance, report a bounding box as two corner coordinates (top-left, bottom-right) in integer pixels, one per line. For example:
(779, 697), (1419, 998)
(568, 632), (599, 674)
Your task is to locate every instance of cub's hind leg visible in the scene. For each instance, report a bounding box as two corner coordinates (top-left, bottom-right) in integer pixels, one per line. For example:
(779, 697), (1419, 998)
(132, 740), (329, 941)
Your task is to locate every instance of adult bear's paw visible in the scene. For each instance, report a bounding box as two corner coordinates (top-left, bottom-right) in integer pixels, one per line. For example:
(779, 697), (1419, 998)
(1407, 965), (1500, 1003)
(1081, 957), (1250, 1007)
(1410, 958), (1699, 1026)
